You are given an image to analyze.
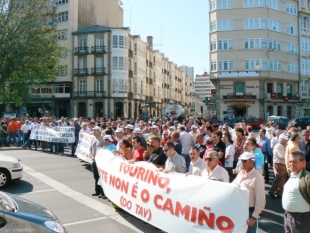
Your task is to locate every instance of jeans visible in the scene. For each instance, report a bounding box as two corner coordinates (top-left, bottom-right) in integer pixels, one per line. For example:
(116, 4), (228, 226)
(22, 133), (31, 148)
(181, 154), (190, 172)
(247, 208), (258, 233)
(7, 132), (17, 145)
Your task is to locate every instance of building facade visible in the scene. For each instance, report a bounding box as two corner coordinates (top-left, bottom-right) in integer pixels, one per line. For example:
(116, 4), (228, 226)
(27, 0), (123, 117)
(194, 72), (215, 100)
(180, 65), (195, 81)
(72, 27), (192, 119)
(209, 0), (308, 120)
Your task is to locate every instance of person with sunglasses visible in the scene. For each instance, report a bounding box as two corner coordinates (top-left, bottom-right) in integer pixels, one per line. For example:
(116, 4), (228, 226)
(160, 142), (186, 173)
(201, 150), (229, 183)
(232, 152), (265, 233)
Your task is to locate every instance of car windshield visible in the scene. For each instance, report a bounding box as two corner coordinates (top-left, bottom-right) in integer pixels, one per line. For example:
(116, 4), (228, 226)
(0, 191), (18, 212)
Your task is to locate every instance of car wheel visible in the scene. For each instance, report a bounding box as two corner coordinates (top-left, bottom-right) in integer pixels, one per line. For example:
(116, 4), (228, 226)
(0, 169), (11, 188)
(297, 126), (301, 131)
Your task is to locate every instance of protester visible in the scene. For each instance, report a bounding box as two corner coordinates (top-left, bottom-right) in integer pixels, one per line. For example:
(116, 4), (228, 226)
(257, 129), (272, 183)
(187, 146), (205, 176)
(285, 133), (301, 173)
(146, 137), (166, 168)
(282, 151), (310, 233)
(232, 152), (265, 233)
(130, 136), (145, 162)
(161, 142), (186, 173)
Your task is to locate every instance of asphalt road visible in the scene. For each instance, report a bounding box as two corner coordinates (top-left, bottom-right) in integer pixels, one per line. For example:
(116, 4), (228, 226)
(1, 147), (285, 233)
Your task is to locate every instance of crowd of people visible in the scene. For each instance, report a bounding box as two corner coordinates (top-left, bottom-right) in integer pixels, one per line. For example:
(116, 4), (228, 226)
(2, 115), (310, 233)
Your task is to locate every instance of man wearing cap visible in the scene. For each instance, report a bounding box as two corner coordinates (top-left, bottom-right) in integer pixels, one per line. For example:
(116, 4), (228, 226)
(269, 134), (289, 199)
(114, 128), (125, 152)
(103, 135), (116, 151)
(133, 128), (147, 149)
(282, 151), (310, 233)
(190, 125), (198, 140)
(232, 152), (265, 233)
(201, 150), (229, 182)
(90, 126), (105, 198)
(124, 124), (134, 143)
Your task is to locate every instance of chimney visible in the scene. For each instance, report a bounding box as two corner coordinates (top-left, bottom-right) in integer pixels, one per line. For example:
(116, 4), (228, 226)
(147, 36), (153, 49)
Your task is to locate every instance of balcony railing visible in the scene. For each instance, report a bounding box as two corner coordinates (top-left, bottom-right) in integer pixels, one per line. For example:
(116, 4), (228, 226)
(128, 49), (133, 58)
(91, 67), (106, 75)
(271, 93), (299, 100)
(91, 46), (106, 53)
(223, 93), (256, 99)
(74, 91), (107, 98)
(74, 47), (89, 54)
(74, 68), (89, 76)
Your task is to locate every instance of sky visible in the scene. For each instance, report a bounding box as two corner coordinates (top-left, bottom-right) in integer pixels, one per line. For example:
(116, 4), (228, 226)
(121, 0), (210, 76)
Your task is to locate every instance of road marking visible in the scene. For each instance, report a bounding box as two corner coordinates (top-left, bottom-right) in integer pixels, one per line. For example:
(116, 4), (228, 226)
(22, 164), (144, 233)
(63, 217), (108, 227)
(25, 189), (56, 194)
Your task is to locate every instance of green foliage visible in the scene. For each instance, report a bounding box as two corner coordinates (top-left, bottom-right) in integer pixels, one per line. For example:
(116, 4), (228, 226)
(0, 0), (62, 106)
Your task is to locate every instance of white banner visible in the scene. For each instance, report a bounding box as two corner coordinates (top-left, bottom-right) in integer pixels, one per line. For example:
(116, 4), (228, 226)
(30, 126), (75, 143)
(96, 149), (249, 233)
(75, 133), (94, 163)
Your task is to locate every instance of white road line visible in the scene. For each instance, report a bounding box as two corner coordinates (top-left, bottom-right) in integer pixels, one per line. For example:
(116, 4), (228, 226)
(63, 217), (108, 227)
(25, 189), (56, 194)
(22, 164), (144, 233)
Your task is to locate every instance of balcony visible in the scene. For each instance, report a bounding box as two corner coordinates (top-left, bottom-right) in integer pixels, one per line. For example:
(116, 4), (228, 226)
(223, 93), (256, 102)
(270, 93), (299, 101)
(74, 47), (89, 54)
(128, 49), (133, 58)
(91, 46), (106, 53)
(74, 68), (89, 76)
(128, 92), (134, 100)
(128, 70), (133, 78)
(74, 91), (107, 98)
(91, 67), (106, 76)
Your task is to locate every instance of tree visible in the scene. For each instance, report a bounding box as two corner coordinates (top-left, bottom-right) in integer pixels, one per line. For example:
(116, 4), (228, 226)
(0, 0), (62, 106)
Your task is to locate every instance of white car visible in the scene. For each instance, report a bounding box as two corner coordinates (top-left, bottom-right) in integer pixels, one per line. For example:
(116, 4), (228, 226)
(0, 155), (23, 188)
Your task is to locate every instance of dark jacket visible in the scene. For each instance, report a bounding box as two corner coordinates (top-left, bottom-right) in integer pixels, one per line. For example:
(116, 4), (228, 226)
(299, 169), (310, 205)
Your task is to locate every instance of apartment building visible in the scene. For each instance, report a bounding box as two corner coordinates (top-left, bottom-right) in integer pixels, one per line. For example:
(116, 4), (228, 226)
(194, 72), (215, 99)
(28, 0), (123, 117)
(180, 65), (195, 81)
(72, 28), (192, 119)
(209, 0), (308, 120)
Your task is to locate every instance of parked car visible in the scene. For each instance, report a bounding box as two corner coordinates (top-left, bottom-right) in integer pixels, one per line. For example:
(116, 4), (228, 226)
(244, 118), (265, 129)
(215, 118), (242, 128)
(0, 155), (23, 188)
(288, 117), (310, 130)
(267, 116), (290, 130)
(0, 191), (67, 232)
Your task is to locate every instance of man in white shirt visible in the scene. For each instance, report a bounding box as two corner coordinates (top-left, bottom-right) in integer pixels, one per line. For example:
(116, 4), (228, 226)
(187, 146), (205, 176)
(282, 151), (310, 233)
(178, 125), (195, 172)
(201, 150), (229, 182)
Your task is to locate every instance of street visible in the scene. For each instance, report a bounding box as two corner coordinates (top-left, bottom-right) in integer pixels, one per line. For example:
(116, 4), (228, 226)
(1, 148), (285, 233)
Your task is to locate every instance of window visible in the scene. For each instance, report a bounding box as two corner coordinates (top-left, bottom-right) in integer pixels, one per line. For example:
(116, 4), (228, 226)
(95, 37), (103, 50)
(217, 19), (233, 31)
(245, 59), (269, 70)
(55, 30), (68, 40)
(79, 38), (87, 51)
(218, 60), (233, 71)
(286, 24), (298, 36)
(235, 83), (244, 95)
(286, 3), (297, 15)
(210, 0), (216, 10)
(244, 0), (266, 7)
(268, 19), (280, 32)
(56, 11), (68, 22)
(287, 85), (292, 95)
(79, 80), (86, 95)
(288, 63), (298, 73)
(244, 18), (268, 29)
(79, 58), (87, 74)
(119, 36), (124, 48)
(302, 59), (307, 75)
(268, 0), (279, 10)
(287, 43), (298, 54)
(96, 80), (103, 94)
(217, 0), (233, 9)
(112, 57), (118, 70)
(218, 39), (233, 50)
(267, 83), (273, 93)
(56, 0), (69, 5)
(113, 35), (118, 48)
(210, 41), (217, 51)
(277, 84), (283, 94)
(58, 64), (67, 75)
(269, 60), (281, 71)
(119, 57), (124, 70)
(211, 61), (217, 71)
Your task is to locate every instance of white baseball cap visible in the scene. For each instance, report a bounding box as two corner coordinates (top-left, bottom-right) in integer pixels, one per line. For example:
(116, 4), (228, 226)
(125, 124), (134, 130)
(133, 128), (142, 134)
(115, 128), (124, 133)
(239, 152), (256, 161)
(103, 135), (113, 142)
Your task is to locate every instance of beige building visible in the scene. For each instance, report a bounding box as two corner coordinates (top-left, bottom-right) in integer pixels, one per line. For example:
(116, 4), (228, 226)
(72, 29), (191, 119)
(194, 72), (215, 100)
(28, 0), (123, 117)
(209, 0), (307, 120)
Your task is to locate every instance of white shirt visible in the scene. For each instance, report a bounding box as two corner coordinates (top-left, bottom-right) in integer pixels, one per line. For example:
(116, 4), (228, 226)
(201, 164), (229, 183)
(225, 144), (235, 168)
(179, 131), (194, 154)
(273, 143), (286, 164)
(188, 157), (206, 176)
(271, 137), (279, 149)
(282, 170), (310, 213)
(20, 124), (31, 133)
